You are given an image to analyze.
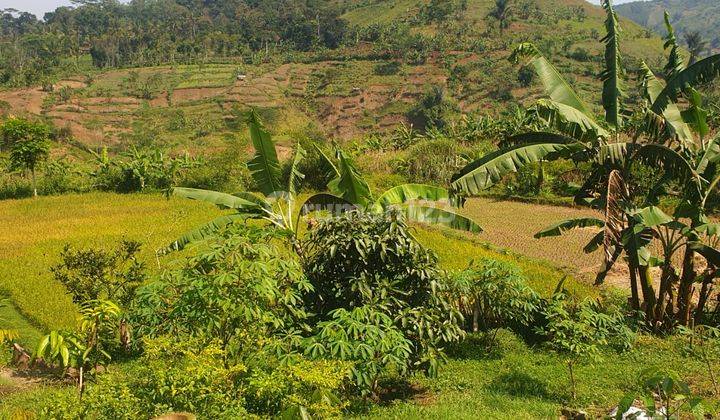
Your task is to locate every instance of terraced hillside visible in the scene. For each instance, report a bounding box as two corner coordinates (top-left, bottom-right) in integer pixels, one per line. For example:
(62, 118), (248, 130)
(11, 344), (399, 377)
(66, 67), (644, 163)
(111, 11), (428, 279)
(0, 0), (668, 155)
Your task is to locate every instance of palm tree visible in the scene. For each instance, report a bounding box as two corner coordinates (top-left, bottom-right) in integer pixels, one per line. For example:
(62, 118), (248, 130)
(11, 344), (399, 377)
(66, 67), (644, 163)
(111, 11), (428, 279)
(487, 0), (513, 34)
(685, 31), (708, 65)
(451, 2), (720, 323)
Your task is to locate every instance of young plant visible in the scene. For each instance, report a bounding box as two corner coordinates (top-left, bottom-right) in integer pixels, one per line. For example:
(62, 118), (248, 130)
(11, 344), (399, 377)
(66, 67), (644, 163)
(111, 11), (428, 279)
(678, 324), (720, 397)
(617, 369), (705, 420)
(35, 299), (121, 397)
(539, 290), (632, 400)
(448, 258), (540, 341)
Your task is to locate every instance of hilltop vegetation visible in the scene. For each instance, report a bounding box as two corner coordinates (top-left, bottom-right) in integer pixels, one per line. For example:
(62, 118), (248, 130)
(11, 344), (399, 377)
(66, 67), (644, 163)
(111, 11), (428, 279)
(0, 0), (669, 148)
(617, 0), (720, 54)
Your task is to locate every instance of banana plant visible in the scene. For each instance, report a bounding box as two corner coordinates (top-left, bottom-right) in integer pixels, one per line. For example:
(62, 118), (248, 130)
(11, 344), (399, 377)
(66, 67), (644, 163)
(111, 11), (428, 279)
(302, 147), (482, 233)
(452, 2), (720, 201)
(171, 112), (481, 253)
(535, 134), (720, 327)
(169, 111), (312, 251)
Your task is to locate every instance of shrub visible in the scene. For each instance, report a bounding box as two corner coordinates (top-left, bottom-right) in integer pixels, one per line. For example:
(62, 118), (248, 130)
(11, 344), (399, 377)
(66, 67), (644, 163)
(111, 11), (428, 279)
(400, 138), (468, 185)
(538, 290), (634, 400)
(302, 211), (464, 394)
(373, 61), (401, 76)
(51, 240), (145, 308)
(132, 226), (311, 356)
(448, 259), (540, 337)
(406, 85), (458, 131)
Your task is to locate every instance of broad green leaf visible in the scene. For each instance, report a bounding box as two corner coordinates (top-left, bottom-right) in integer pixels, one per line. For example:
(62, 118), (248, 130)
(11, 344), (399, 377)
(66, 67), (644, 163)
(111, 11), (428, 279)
(696, 135), (720, 176)
(174, 187), (265, 211)
(451, 142), (586, 195)
(689, 242), (720, 267)
(373, 184), (454, 213)
(680, 88), (709, 139)
(584, 231), (605, 254)
(535, 99), (609, 140)
(404, 206), (482, 233)
(288, 144), (306, 195)
(639, 62), (694, 143)
(231, 191), (273, 211)
(600, 0), (624, 128)
(652, 54), (720, 115)
(313, 143), (340, 184)
(334, 151), (372, 207)
(510, 43), (591, 116)
(662, 11), (685, 80)
(631, 206), (673, 227)
(534, 218), (604, 239)
(247, 111), (283, 196)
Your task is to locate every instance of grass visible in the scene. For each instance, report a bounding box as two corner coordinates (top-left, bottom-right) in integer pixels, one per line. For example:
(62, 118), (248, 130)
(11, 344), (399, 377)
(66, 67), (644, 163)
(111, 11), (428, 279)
(354, 331), (720, 419)
(0, 192), (222, 333)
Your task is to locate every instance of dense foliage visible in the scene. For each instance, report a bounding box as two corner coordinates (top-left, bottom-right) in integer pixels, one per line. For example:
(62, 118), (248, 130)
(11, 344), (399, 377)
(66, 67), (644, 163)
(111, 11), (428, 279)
(302, 211), (464, 390)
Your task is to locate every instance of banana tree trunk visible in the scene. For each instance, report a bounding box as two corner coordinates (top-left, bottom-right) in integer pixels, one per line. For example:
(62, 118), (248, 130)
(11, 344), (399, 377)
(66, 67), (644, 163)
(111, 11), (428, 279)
(677, 246), (696, 326)
(638, 265), (657, 321)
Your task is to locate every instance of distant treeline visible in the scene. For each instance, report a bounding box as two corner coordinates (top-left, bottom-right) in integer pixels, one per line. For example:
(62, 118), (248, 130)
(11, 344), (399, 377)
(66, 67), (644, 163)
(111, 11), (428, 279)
(0, 0), (349, 85)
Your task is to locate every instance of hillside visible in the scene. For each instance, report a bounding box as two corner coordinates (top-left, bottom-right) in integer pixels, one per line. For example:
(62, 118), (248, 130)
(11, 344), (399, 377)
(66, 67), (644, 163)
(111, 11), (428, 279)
(0, 0), (668, 155)
(617, 0), (720, 54)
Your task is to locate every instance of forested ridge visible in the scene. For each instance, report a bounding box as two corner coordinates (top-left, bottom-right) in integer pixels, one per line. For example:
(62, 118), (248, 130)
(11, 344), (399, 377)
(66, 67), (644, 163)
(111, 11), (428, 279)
(0, 0), (348, 84)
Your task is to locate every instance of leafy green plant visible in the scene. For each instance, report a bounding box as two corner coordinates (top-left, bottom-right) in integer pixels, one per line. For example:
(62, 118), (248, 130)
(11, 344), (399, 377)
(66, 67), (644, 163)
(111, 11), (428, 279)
(617, 369), (706, 420)
(35, 299), (121, 396)
(302, 211), (464, 393)
(133, 225), (310, 358)
(678, 325), (720, 397)
(538, 290), (633, 400)
(452, 3), (720, 329)
(51, 240), (145, 309)
(448, 259), (540, 339)
(2, 118), (51, 197)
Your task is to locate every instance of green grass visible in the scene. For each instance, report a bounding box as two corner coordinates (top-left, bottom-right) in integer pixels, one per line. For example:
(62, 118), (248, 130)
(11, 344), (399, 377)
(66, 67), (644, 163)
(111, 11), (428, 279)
(0, 298), (43, 350)
(354, 331), (720, 419)
(0, 192), (223, 332)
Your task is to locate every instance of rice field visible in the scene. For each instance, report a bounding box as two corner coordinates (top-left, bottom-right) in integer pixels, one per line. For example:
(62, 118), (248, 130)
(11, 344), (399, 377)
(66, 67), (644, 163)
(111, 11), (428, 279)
(460, 197), (604, 276)
(0, 193), (222, 332)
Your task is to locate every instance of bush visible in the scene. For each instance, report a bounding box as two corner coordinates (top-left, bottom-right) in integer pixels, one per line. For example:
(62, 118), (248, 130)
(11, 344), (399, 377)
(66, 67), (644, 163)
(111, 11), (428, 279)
(51, 240), (145, 308)
(373, 61), (402, 76)
(302, 211), (464, 394)
(406, 85), (458, 131)
(132, 226), (311, 355)
(0, 174), (32, 199)
(400, 138), (468, 185)
(448, 259), (540, 336)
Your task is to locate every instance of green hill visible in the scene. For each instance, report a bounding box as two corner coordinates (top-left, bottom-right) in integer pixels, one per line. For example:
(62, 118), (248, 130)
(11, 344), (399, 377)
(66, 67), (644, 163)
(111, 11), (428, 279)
(617, 0), (720, 54)
(0, 0), (668, 152)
